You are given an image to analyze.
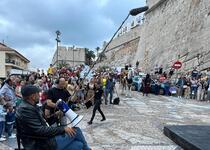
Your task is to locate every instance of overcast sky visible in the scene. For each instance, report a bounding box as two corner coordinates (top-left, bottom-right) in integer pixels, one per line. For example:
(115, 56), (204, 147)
(0, 0), (145, 69)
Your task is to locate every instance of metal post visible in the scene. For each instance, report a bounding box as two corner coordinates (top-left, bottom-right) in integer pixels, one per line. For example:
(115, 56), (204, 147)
(73, 48), (74, 67)
(55, 30), (61, 68)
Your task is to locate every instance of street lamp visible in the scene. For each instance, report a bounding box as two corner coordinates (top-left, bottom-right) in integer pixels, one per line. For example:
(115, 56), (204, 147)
(72, 45), (75, 67)
(55, 30), (61, 68)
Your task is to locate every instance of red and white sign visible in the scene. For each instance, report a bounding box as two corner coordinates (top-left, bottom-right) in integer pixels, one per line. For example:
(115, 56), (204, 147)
(172, 61), (182, 70)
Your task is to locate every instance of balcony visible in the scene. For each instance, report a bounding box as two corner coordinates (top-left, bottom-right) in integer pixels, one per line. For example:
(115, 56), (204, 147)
(5, 59), (16, 65)
(5, 59), (23, 69)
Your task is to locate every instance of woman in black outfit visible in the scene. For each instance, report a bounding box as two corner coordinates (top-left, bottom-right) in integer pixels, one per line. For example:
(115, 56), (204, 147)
(88, 82), (106, 125)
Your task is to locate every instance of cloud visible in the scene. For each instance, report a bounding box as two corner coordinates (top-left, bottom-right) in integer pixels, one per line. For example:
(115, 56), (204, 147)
(0, 0), (145, 69)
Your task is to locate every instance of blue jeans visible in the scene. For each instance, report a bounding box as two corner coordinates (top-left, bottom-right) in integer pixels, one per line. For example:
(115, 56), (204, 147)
(55, 127), (90, 150)
(105, 89), (113, 104)
(191, 86), (197, 99)
(165, 86), (170, 96)
(137, 83), (142, 92)
(0, 121), (5, 138)
(5, 123), (14, 136)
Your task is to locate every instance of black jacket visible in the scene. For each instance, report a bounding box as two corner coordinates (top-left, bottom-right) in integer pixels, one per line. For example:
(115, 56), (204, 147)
(16, 100), (65, 150)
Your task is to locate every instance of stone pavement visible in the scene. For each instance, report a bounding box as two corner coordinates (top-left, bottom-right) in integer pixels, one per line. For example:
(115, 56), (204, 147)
(1, 90), (210, 150)
(79, 91), (210, 150)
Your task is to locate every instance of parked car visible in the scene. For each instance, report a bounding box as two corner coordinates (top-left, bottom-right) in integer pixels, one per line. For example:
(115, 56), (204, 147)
(150, 80), (170, 95)
(132, 76), (143, 91)
(140, 79), (168, 95)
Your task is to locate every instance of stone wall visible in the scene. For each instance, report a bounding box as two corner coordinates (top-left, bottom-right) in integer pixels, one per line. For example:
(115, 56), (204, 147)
(146, 0), (162, 8)
(105, 25), (141, 52)
(134, 0), (210, 73)
(52, 46), (85, 67)
(97, 25), (141, 67)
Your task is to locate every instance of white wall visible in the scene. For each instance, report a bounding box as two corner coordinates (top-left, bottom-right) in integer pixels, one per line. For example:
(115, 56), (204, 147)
(0, 51), (6, 78)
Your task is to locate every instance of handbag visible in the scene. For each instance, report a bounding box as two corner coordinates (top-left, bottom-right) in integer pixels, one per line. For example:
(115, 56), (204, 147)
(85, 100), (93, 109)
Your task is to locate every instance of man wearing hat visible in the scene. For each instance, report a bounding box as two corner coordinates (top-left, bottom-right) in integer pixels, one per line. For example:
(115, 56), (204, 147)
(16, 85), (90, 150)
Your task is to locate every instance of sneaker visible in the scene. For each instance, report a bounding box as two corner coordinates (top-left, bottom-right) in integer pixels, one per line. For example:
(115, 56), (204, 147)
(101, 118), (106, 122)
(0, 137), (6, 142)
(8, 134), (16, 139)
(1, 135), (6, 138)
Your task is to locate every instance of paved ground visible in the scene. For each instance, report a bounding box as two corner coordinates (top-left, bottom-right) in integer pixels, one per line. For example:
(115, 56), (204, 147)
(1, 89), (210, 150)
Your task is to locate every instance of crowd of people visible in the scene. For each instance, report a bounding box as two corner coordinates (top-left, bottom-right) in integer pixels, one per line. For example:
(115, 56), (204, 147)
(0, 62), (210, 149)
(0, 64), (117, 149)
(118, 64), (210, 101)
(150, 67), (210, 101)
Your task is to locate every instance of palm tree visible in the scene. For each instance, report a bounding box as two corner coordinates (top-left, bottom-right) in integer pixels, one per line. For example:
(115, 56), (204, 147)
(85, 48), (96, 65)
(58, 60), (68, 69)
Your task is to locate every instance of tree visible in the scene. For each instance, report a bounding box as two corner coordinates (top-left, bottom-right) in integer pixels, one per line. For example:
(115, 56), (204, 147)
(58, 60), (68, 69)
(85, 48), (96, 65)
(95, 47), (100, 58)
(99, 52), (107, 62)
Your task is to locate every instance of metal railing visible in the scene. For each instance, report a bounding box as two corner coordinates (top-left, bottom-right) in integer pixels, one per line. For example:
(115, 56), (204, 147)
(5, 59), (21, 66)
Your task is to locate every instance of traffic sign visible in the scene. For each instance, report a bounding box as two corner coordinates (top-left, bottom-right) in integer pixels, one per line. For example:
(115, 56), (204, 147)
(172, 61), (182, 70)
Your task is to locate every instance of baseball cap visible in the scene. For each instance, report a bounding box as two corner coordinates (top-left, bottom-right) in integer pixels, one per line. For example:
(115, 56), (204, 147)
(21, 85), (41, 97)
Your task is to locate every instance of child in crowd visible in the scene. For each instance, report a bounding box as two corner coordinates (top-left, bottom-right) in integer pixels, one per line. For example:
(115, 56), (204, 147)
(5, 104), (16, 138)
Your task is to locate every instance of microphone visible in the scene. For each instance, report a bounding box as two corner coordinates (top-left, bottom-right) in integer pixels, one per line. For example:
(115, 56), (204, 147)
(129, 6), (149, 16)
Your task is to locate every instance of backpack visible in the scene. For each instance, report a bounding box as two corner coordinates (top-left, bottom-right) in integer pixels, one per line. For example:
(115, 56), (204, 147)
(113, 97), (120, 105)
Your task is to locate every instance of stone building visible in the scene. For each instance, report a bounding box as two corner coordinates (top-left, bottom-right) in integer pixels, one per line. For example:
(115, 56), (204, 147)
(52, 46), (85, 67)
(99, 0), (210, 74)
(134, 0), (210, 73)
(0, 43), (30, 78)
(98, 24), (141, 67)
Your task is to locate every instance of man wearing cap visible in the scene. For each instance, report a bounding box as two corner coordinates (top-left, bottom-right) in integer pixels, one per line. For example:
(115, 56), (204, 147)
(16, 85), (90, 150)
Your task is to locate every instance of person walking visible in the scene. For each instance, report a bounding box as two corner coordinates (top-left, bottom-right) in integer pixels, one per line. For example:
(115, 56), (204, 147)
(88, 82), (106, 125)
(104, 76), (115, 104)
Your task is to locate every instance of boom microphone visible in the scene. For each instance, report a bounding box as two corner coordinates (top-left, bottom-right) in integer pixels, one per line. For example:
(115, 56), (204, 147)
(129, 6), (149, 16)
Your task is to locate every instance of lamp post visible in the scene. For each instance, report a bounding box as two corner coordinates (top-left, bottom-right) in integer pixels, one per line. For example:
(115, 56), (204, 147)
(72, 45), (75, 67)
(55, 30), (61, 68)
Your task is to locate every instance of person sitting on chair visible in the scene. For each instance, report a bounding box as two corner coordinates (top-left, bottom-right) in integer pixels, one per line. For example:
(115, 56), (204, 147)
(16, 85), (90, 150)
